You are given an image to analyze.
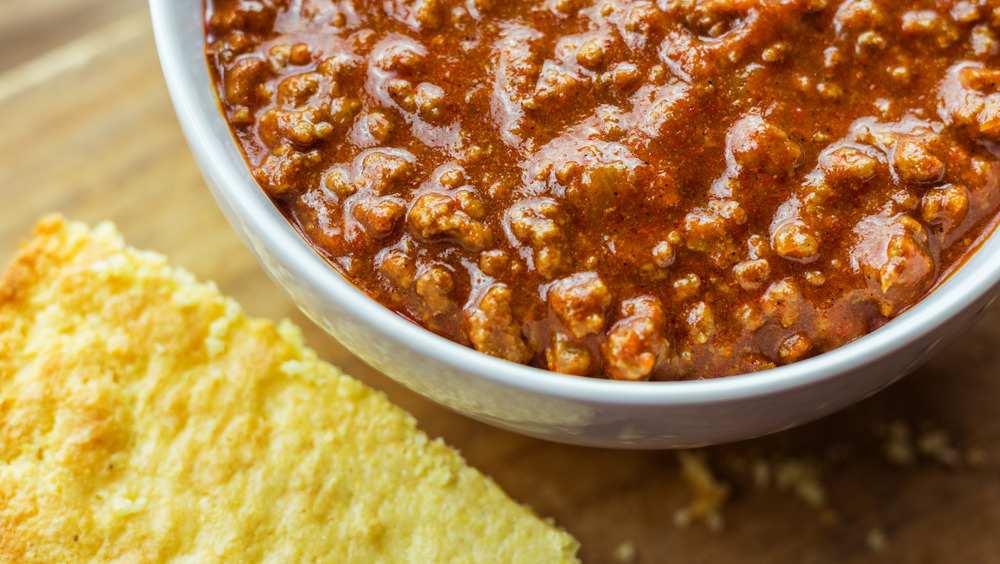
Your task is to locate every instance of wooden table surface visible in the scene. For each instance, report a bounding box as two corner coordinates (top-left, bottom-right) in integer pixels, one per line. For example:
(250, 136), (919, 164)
(1, 2), (998, 562)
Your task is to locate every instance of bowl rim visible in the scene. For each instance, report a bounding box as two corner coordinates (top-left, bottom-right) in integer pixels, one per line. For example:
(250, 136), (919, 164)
(150, 0), (1000, 407)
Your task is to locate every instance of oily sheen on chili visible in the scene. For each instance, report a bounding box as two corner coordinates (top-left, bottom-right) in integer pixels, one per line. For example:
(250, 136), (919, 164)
(206, 0), (1000, 381)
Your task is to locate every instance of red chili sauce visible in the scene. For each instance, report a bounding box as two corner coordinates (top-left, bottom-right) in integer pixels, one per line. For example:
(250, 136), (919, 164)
(206, 0), (1000, 380)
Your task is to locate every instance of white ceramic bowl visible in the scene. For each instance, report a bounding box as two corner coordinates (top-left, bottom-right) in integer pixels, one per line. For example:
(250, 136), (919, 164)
(150, 0), (1000, 448)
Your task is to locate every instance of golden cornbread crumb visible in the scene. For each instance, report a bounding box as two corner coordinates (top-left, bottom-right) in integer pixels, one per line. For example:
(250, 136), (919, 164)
(866, 527), (888, 553)
(0, 216), (580, 563)
(612, 540), (637, 563)
(673, 450), (729, 532)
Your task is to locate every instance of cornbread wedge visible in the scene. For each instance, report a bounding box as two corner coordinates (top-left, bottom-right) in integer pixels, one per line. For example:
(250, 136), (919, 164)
(0, 216), (580, 563)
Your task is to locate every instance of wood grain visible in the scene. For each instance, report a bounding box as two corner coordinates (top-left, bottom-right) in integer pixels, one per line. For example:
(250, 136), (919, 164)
(1, 3), (998, 563)
(0, 0), (139, 73)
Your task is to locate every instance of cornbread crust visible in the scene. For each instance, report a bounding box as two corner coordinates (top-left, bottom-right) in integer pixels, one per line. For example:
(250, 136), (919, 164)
(0, 216), (579, 563)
